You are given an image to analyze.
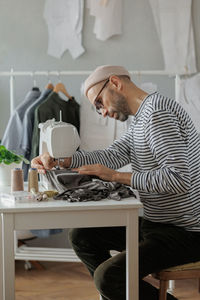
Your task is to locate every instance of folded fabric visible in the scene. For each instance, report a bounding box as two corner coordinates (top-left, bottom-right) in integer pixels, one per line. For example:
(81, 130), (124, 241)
(53, 180), (136, 202)
(45, 169), (136, 202)
(45, 169), (94, 192)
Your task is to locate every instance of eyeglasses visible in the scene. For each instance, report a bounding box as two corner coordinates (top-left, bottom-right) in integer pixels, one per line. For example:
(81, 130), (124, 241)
(93, 79), (109, 114)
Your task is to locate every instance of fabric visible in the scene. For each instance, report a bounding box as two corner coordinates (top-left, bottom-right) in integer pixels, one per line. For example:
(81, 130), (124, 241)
(45, 169), (135, 201)
(54, 180), (136, 202)
(21, 88), (53, 180)
(30, 92), (80, 160)
(43, 0), (85, 59)
(176, 73), (200, 133)
(1, 88), (41, 155)
(149, 0), (196, 74)
(84, 65), (130, 96)
(87, 0), (122, 41)
(45, 169), (93, 192)
(21, 88), (53, 158)
(68, 218), (200, 300)
(71, 92), (200, 232)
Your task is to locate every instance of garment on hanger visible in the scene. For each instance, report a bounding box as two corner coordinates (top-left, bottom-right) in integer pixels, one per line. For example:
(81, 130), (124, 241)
(1, 87), (41, 155)
(43, 0), (85, 59)
(21, 88), (53, 159)
(30, 91), (80, 160)
(21, 88), (53, 180)
(87, 0), (122, 41)
(177, 73), (200, 133)
(149, 0), (196, 74)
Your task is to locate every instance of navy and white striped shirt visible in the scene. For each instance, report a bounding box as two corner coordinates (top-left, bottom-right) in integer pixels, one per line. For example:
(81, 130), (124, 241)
(71, 92), (200, 231)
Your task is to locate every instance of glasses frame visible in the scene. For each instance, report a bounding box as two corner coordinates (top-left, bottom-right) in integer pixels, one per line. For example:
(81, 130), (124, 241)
(93, 79), (109, 114)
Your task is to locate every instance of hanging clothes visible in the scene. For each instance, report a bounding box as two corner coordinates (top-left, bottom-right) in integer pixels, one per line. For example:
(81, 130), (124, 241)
(149, 0), (196, 74)
(21, 88), (53, 180)
(21, 88), (53, 159)
(87, 0), (123, 41)
(30, 92), (80, 160)
(176, 73), (200, 133)
(1, 87), (41, 155)
(43, 0), (85, 59)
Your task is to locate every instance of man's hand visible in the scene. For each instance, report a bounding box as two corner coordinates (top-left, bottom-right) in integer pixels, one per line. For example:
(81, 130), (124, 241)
(73, 164), (117, 182)
(31, 152), (72, 174)
(73, 164), (132, 186)
(31, 152), (55, 174)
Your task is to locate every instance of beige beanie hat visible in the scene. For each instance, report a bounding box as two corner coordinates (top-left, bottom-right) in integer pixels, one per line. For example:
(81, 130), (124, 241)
(84, 65), (131, 96)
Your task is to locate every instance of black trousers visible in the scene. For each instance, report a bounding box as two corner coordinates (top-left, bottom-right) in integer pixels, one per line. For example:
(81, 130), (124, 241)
(68, 218), (200, 300)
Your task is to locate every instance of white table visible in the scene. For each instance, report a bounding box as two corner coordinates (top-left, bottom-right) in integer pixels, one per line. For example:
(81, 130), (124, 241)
(0, 190), (142, 300)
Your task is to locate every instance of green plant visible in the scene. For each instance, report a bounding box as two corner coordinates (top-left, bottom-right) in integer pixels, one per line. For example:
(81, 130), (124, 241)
(0, 145), (29, 165)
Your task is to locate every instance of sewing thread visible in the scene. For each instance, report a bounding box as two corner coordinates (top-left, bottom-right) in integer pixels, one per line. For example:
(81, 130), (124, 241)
(11, 168), (24, 192)
(28, 168), (38, 192)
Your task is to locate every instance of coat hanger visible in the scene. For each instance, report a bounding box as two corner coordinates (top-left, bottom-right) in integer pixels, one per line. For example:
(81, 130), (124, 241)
(45, 71), (54, 90)
(53, 72), (72, 100)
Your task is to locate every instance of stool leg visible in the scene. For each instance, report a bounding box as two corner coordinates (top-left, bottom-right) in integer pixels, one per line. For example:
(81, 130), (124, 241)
(159, 280), (169, 300)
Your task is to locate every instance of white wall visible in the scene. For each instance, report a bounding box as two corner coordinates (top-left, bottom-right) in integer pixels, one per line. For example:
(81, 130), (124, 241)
(1, 0), (199, 139)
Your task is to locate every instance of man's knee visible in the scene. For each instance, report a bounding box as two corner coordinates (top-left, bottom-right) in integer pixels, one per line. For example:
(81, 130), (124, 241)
(94, 259), (112, 296)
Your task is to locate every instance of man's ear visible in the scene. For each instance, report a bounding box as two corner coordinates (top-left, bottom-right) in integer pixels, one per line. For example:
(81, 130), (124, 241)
(109, 76), (122, 91)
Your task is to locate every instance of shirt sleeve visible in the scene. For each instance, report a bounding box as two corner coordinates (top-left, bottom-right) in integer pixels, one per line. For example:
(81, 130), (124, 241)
(131, 109), (191, 194)
(70, 126), (132, 169)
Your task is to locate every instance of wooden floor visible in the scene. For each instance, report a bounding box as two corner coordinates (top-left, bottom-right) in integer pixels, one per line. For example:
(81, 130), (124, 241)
(15, 260), (200, 300)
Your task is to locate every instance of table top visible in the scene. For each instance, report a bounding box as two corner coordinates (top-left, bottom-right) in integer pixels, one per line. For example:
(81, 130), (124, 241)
(0, 185), (142, 213)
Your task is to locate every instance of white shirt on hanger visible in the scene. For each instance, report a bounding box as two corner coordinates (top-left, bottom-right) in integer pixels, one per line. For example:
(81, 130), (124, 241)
(149, 0), (196, 74)
(87, 0), (122, 41)
(43, 0), (85, 59)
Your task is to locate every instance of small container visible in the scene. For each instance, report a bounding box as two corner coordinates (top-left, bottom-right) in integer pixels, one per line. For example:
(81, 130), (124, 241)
(28, 168), (38, 192)
(11, 168), (24, 192)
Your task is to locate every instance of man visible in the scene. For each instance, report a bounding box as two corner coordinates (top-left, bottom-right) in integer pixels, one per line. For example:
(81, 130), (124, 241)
(32, 65), (200, 300)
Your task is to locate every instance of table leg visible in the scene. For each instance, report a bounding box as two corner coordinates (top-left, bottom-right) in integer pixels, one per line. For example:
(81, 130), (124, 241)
(126, 210), (139, 300)
(2, 214), (15, 300)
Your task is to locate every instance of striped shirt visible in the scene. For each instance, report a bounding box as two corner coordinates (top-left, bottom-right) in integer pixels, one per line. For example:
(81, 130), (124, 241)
(71, 92), (200, 231)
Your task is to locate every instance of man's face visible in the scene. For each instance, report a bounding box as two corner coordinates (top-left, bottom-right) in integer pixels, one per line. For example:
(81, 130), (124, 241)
(88, 79), (131, 122)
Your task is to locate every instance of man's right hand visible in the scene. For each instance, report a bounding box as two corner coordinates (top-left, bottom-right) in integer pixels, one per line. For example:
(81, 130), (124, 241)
(31, 152), (71, 174)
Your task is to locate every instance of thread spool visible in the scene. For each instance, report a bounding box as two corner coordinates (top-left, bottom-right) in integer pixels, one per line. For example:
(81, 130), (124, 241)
(11, 168), (24, 192)
(28, 168), (38, 192)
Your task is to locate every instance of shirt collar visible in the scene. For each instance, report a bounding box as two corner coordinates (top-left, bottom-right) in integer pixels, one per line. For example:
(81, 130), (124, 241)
(134, 91), (157, 119)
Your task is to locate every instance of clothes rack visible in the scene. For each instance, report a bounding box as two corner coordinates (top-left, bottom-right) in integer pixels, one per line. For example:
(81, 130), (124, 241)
(0, 68), (183, 266)
(0, 68), (184, 115)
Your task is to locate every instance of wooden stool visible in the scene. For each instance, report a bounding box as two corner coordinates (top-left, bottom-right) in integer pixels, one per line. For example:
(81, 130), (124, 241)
(152, 261), (200, 300)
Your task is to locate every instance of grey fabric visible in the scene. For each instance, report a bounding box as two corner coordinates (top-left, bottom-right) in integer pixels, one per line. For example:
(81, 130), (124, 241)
(45, 169), (136, 202)
(21, 88), (53, 158)
(21, 89), (53, 180)
(54, 180), (136, 202)
(45, 169), (93, 192)
(1, 88), (41, 155)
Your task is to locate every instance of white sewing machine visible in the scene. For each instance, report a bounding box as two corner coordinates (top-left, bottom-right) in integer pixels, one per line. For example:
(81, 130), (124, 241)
(39, 116), (80, 189)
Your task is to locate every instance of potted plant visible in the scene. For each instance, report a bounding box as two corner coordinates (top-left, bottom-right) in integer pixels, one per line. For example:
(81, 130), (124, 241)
(0, 145), (29, 186)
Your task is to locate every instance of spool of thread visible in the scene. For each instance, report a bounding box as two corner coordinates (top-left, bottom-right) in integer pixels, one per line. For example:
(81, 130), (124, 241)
(28, 168), (38, 192)
(11, 168), (24, 192)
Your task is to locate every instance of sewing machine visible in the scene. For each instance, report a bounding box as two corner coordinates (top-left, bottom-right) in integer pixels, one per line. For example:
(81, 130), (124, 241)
(39, 117), (80, 188)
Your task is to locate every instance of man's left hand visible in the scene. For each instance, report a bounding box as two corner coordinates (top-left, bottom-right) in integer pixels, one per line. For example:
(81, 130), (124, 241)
(72, 164), (117, 182)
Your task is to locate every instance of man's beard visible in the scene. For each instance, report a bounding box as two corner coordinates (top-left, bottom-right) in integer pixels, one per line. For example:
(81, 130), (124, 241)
(109, 90), (131, 122)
